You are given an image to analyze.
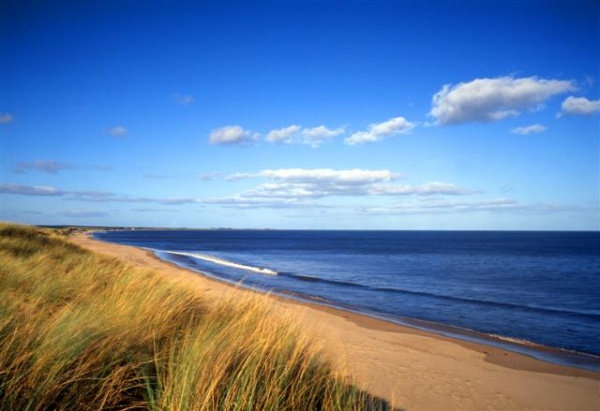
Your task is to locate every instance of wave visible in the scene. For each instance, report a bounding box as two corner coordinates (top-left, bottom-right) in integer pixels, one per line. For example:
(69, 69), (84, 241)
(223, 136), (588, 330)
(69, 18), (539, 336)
(278, 272), (600, 321)
(165, 251), (278, 276)
(159, 250), (598, 320)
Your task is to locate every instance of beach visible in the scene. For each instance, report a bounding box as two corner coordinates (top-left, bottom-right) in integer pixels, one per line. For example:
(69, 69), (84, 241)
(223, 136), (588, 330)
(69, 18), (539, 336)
(73, 232), (600, 411)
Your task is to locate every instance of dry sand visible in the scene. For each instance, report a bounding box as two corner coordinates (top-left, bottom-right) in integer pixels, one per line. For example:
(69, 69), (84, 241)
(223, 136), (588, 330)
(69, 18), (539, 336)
(72, 232), (599, 411)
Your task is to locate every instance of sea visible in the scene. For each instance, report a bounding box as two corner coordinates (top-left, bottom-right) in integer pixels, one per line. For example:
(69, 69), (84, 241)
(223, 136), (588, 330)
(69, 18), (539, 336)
(94, 230), (600, 371)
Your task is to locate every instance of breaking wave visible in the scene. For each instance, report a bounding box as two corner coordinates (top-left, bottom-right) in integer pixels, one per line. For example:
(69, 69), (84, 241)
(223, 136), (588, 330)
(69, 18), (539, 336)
(165, 251), (278, 276)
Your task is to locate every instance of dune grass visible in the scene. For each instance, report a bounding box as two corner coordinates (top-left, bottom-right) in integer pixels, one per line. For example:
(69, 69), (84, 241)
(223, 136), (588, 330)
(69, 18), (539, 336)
(0, 223), (389, 410)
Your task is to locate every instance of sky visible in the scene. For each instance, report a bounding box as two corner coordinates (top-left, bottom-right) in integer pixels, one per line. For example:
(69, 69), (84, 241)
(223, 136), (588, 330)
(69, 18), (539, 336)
(1, 0), (599, 230)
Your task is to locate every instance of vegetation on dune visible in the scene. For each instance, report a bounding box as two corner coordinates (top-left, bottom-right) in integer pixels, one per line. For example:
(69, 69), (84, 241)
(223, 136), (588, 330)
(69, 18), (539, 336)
(0, 223), (390, 410)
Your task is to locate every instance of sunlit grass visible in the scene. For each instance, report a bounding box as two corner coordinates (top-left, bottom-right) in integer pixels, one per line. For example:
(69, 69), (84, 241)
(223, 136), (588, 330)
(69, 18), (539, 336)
(0, 223), (389, 410)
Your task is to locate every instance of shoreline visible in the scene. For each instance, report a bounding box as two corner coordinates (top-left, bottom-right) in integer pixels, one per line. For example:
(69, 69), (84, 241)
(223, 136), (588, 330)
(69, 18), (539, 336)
(112, 234), (600, 373)
(73, 232), (600, 410)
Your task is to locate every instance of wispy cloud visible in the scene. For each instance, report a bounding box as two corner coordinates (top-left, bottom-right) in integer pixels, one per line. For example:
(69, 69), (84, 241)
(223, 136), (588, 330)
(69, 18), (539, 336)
(198, 172), (224, 181)
(12, 160), (76, 174)
(345, 117), (415, 145)
(558, 96), (600, 117)
(510, 124), (547, 135)
(61, 210), (111, 218)
(131, 207), (180, 213)
(430, 76), (575, 124)
(224, 172), (255, 181)
(2, 181), (585, 218)
(364, 198), (519, 215)
(0, 183), (146, 203)
(1, 184), (64, 196)
(265, 125), (344, 147)
(301, 125), (345, 147)
(362, 198), (586, 215)
(108, 125), (128, 138)
(173, 93), (195, 106)
(197, 196), (331, 210)
(221, 168), (474, 202)
(0, 113), (14, 124)
(266, 125), (301, 144)
(209, 125), (259, 145)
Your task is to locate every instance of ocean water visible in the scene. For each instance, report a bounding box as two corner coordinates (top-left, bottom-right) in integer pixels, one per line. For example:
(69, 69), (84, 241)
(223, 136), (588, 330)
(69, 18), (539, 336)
(94, 230), (600, 370)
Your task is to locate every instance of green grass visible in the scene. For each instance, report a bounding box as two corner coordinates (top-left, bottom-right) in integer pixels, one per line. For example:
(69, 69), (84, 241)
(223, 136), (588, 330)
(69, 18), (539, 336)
(0, 223), (391, 410)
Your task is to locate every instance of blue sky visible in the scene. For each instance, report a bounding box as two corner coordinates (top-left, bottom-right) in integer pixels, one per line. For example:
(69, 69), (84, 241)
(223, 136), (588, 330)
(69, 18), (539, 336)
(1, 0), (599, 230)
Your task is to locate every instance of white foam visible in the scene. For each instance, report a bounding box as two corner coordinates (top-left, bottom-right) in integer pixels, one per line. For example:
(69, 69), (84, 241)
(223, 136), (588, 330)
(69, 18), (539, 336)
(168, 251), (278, 276)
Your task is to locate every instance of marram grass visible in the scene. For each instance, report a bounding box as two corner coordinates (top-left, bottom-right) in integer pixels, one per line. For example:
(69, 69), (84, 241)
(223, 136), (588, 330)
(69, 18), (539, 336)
(0, 224), (390, 410)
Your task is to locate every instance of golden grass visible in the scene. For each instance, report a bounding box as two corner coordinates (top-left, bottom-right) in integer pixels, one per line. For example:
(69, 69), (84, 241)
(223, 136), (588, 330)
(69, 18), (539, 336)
(0, 223), (390, 410)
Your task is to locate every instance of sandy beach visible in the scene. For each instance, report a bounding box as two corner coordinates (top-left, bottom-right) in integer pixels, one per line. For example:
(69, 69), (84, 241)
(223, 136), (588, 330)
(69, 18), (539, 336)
(72, 233), (599, 411)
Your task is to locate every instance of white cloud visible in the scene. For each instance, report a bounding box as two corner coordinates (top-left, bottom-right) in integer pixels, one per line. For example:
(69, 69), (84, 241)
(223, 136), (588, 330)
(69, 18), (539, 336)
(259, 168), (397, 184)
(371, 181), (476, 196)
(224, 172), (256, 181)
(510, 124), (547, 135)
(345, 117), (415, 145)
(365, 198), (519, 215)
(198, 196), (329, 209)
(108, 125), (127, 137)
(301, 125), (345, 147)
(266, 125), (301, 144)
(364, 198), (586, 215)
(209, 125), (258, 145)
(559, 96), (600, 116)
(13, 160), (75, 174)
(242, 168), (398, 199)
(430, 76), (576, 124)
(173, 93), (195, 105)
(221, 168), (472, 202)
(265, 124), (345, 147)
(0, 113), (14, 124)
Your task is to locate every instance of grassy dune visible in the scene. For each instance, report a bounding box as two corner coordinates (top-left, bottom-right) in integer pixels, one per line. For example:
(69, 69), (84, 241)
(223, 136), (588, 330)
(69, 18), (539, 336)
(0, 224), (388, 410)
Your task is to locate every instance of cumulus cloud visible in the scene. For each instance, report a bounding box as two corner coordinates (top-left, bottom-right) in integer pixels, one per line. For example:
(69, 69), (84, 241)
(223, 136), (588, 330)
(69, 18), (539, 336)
(345, 117), (415, 145)
(266, 125), (301, 144)
(0, 113), (14, 124)
(301, 125), (345, 147)
(430, 76), (576, 124)
(510, 124), (547, 135)
(559, 96), (600, 116)
(173, 93), (195, 105)
(108, 125), (128, 137)
(13, 160), (75, 174)
(209, 125), (258, 145)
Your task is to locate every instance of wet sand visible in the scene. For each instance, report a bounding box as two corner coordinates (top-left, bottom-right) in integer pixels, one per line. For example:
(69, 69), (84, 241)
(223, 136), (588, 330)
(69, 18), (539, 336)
(71, 232), (599, 411)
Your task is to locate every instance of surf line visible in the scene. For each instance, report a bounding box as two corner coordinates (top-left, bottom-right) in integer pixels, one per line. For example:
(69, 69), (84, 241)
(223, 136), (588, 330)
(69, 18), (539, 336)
(167, 251), (278, 276)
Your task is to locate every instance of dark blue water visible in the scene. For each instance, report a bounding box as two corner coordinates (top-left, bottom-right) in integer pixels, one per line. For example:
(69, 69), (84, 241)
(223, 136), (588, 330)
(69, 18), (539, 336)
(94, 230), (600, 370)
